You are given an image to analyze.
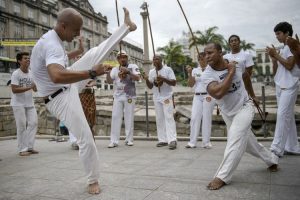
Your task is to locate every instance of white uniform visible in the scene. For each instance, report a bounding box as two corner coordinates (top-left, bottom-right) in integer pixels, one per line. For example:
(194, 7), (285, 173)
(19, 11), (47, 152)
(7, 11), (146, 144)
(31, 24), (130, 184)
(187, 67), (215, 148)
(202, 65), (278, 184)
(271, 45), (300, 156)
(109, 64), (140, 144)
(149, 65), (177, 144)
(10, 69), (37, 153)
(223, 50), (254, 73)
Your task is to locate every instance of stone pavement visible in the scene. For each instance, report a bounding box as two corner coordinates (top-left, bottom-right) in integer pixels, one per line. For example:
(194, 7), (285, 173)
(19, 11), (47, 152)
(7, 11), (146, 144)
(0, 139), (300, 200)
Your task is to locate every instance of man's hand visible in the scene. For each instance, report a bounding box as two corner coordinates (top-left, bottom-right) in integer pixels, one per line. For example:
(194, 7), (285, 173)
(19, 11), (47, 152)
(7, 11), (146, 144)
(252, 96), (260, 106)
(156, 75), (165, 87)
(266, 45), (279, 58)
(92, 64), (112, 76)
(78, 36), (84, 54)
(31, 83), (37, 92)
(141, 72), (148, 80)
(227, 62), (236, 75)
(185, 65), (193, 74)
(118, 66), (129, 80)
(286, 34), (300, 51)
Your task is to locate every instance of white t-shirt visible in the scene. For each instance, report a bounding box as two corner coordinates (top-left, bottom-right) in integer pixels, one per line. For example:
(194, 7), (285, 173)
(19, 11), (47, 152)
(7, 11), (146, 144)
(202, 65), (249, 117)
(148, 65), (176, 102)
(31, 30), (69, 97)
(10, 69), (34, 107)
(223, 50), (254, 73)
(192, 66), (206, 93)
(274, 45), (299, 88)
(110, 64), (140, 98)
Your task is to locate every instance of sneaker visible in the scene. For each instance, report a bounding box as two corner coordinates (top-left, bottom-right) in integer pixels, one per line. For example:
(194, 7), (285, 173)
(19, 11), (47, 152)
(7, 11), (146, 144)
(108, 142), (118, 148)
(185, 144), (196, 148)
(28, 149), (39, 154)
(19, 151), (31, 156)
(201, 142), (212, 149)
(169, 141), (177, 150)
(71, 143), (79, 150)
(125, 141), (134, 146)
(156, 142), (168, 147)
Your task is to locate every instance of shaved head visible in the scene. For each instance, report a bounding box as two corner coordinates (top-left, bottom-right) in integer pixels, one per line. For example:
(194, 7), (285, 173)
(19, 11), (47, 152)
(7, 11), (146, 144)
(57, 8), (83, 25)
(55, 8), (83, 42)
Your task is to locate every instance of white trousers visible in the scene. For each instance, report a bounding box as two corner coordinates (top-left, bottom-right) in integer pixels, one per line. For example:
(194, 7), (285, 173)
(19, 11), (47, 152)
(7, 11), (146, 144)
(271, 84), (300, 156)
(46, 24), (130, 184)
(110, 97), (135, 144)
(70, 24), (130, 91)
(69, 132), (77, 144)
(12, 106), (37, 153)
(154, 98), (177, 143)
(215, 102), (278, 183)
(188, 95), (215, 147)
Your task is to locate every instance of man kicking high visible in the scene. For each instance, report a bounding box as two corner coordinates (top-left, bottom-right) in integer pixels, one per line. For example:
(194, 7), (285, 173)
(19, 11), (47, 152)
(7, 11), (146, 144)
(30, 7), (136, 194)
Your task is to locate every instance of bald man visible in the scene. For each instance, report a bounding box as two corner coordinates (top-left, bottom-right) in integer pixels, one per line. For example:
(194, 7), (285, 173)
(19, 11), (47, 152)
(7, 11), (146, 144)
(30, 7), (136, 194)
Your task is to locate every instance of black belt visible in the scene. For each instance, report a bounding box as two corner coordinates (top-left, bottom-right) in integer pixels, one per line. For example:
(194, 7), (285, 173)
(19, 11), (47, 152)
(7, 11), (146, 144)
(44, 87), (67, 104)
(195, 92), (207, 95)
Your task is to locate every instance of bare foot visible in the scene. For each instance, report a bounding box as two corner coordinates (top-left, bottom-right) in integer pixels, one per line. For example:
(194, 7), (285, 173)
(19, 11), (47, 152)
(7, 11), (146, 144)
(88, 182), (100, 195)
(19, 151), (31, 156)
(123, 7), (137, 31)
(207, 177), (225, 190)
(268, 164), (278, 172)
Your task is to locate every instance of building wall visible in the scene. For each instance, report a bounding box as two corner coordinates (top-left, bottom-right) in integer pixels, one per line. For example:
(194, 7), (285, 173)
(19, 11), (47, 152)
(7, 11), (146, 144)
(0, 0), (144, 90)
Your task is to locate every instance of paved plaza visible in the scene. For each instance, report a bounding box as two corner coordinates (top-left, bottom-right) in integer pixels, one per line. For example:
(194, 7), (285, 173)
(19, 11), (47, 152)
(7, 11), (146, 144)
(0, 139), (300, 200)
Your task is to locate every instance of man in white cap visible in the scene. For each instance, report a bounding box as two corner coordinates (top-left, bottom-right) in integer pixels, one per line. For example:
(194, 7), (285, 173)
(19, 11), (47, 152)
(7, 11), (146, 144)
(106, 50), (140, 147)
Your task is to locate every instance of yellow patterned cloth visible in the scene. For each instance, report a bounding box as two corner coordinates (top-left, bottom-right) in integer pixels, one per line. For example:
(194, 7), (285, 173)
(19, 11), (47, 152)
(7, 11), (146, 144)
(79, 88), (96, 128)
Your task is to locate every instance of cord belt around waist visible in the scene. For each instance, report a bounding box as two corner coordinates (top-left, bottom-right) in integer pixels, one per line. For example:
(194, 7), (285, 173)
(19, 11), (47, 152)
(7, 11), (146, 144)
(195, 92), (207, 95)
(44, 87), (67, 104)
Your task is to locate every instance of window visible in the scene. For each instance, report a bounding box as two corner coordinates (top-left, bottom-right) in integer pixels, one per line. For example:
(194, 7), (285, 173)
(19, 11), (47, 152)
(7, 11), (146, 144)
(257, 53), (262, 64)
(0, 0), (5, 8)
(28, 26), (35, 38)
(28, 8), (34, 19)
(265, 65), (271, 76)
(14, 22), (22, 37)
(41, 14), (48, 24)
(265, 54), (270, 63)
(13, 2), (20, 14)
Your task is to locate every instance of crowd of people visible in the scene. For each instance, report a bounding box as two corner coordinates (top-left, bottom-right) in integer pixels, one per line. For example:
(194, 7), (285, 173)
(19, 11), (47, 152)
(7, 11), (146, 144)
(6, 5), (300, 195)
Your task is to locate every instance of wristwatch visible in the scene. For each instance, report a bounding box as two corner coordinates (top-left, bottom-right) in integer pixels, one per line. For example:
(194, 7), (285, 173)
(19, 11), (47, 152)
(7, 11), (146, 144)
(88, 69), (97, 79)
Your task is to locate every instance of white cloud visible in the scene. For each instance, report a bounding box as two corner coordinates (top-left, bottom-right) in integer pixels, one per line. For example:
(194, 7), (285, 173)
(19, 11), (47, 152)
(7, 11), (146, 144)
(89, 0), (300, 51)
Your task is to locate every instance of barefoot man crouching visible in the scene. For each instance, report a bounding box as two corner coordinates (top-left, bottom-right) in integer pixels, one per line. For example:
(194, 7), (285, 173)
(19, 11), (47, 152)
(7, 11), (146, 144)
(201, 43), (279, 190)
(30, 7), (136, 194)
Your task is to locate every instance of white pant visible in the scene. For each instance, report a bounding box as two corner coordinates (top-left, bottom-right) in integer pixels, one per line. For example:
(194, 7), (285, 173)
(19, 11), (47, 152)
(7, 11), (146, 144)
(271, 84), (300, 156)
(215, 102), (278, 183)
(69, 132), (77, 144)
(188, 95), (215, 147)
(70, 24), (130, 91)
(46, 24), (130, 184)
(110, 97), (135, 144)
(12, 106), (37, 153)
(154, 98), (177, 143)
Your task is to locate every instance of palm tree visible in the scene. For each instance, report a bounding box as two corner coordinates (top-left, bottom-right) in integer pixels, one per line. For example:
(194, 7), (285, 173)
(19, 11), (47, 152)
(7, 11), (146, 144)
(157, 40), (185, 67)
(189, 26), (225, 49)
(240, 40), (255, 51)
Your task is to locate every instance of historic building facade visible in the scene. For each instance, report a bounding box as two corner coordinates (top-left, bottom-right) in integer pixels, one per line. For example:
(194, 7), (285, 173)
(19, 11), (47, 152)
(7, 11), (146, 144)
(0, 0), (143, 88)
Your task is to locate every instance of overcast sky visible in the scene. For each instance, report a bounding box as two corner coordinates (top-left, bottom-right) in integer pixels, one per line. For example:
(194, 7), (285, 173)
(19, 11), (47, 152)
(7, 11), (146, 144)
(89, 0), (300, 51)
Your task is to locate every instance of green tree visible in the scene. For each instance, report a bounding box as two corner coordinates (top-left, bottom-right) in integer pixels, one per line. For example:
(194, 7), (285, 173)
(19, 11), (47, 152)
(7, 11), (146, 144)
(240, 40), (255, 51)
(189, 26), (225, 48)
(157, 40), (195, 85)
